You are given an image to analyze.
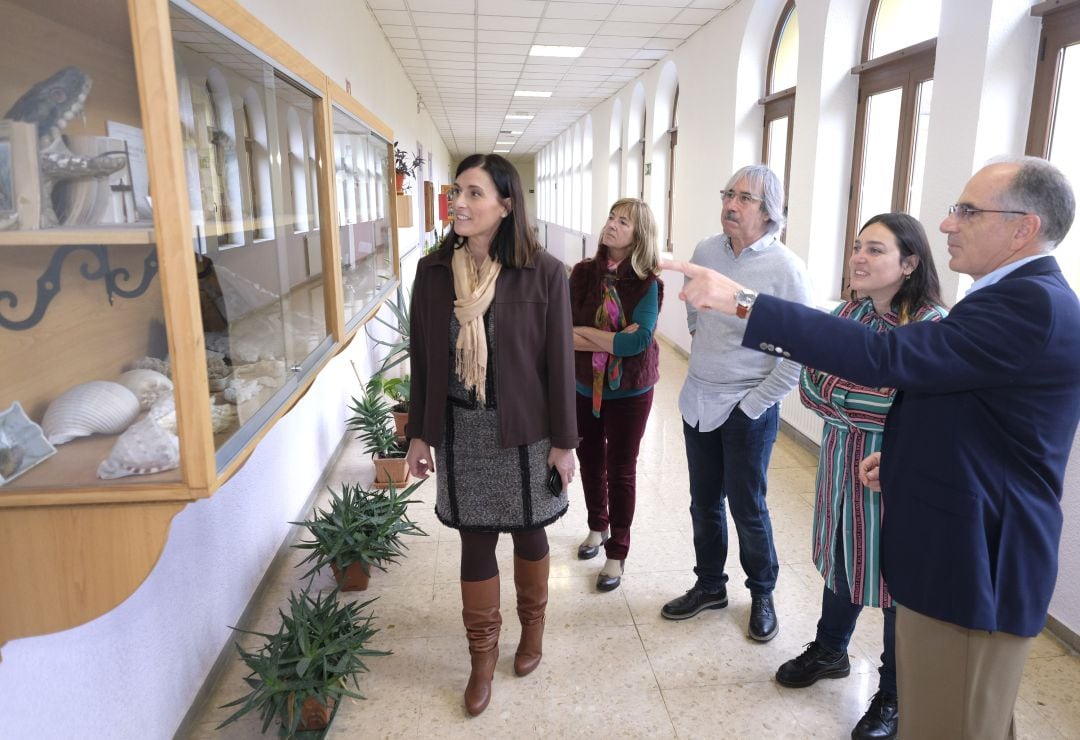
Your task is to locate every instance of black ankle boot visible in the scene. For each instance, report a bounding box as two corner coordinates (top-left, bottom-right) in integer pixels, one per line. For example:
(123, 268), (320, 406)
(851, 690), (898, 739)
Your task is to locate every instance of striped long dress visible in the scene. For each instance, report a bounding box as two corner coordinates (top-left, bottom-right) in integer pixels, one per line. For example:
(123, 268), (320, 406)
(799, 298), (946, 607)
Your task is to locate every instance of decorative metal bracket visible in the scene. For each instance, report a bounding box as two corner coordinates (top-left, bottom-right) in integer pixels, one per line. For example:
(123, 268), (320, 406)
(0, 244), (159, 331)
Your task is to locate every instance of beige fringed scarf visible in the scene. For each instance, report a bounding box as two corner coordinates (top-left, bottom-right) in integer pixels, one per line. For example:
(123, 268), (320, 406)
(452, 242), (502, 403)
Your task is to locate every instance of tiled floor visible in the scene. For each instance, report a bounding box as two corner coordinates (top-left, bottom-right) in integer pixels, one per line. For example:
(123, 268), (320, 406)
(188, 348), (1080, 739)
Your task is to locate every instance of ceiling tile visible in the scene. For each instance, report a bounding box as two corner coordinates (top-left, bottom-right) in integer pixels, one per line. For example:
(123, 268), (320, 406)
(406, 0), (475, 11)
(590, 35), (649, 47)
(609, 5), (679, 23)
(417, 26), (472, 41)
(421, 39), (473, 52)
(477, 0), (546, 17)
(543, 2), (614, 20)
(367, 0), (406, 8)
(373, 9), (410, 25)
(410, 11), (475, 28)
(598, 20), (665, 36)
(656, 23), (698, 39)
(674, 7), (719, 24)
(537, 18), (601, 34)
(477, 29), (535, 44)
(478, 15), (540, 32)
(533, 32), (594, 46)
(382, 24), (417, 39)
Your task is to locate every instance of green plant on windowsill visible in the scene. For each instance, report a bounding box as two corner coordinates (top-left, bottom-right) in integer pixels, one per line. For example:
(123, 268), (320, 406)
(381, 374), (410, 414)
(217, 587), (389, 738)
(292, 479), (427, 586)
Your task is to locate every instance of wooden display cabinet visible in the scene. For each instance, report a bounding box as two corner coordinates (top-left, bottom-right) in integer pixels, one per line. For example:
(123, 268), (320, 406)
(0, 0), (400, 648)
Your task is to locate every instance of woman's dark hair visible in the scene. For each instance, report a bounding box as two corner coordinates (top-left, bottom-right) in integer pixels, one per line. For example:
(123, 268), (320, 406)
(438, 153), (541, 269)
(857, 213), (945, 321)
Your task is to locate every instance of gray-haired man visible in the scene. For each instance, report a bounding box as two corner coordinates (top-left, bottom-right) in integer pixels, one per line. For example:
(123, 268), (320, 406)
(661, 165), (811, 642)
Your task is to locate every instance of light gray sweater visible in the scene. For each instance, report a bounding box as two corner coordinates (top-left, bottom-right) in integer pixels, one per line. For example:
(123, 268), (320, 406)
(679, 231), (812, 432)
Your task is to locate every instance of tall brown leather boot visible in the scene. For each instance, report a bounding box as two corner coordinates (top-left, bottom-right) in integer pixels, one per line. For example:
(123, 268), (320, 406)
(461, 575), (501, 716)
(513, 553), (549, 677)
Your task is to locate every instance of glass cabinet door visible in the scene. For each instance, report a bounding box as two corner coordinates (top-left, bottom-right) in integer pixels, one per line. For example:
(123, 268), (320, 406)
(0, 0), (180, 490)
(332, 105), (395, 331)
(170, 3), (332, 468)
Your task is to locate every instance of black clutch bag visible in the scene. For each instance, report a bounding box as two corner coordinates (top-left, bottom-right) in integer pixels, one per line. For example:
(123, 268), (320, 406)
(546, 465), (563, 497)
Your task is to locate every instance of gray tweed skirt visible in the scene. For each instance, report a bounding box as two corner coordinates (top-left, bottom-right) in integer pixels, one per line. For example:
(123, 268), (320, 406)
(433, 308), (569, 532)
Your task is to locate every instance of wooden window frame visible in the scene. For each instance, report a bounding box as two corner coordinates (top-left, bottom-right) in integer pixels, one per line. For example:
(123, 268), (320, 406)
(761, 0), (797, 222)
(842, 1), (937, 294)
(665, 86), (679, 251)
(1027, 1), (1080, 157)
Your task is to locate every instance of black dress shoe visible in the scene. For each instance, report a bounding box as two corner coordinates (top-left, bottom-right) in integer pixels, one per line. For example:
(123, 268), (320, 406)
(577, 531), (608, 560)
(596, 559), (623, 592)
(851, 691), (898, 739)
(660, 584), (728, 620)
(748, 594), (779, 641)
(775, 641), (851, 687)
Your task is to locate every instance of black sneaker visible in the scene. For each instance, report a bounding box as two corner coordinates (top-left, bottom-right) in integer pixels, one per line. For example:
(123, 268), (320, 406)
(851, 690), (898, 739)
(775, 641), (851, 687)
(660, 584), (728, 620)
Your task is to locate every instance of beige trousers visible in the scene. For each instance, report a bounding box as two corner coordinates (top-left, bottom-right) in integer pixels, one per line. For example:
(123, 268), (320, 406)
(895, 604), (1033, 740)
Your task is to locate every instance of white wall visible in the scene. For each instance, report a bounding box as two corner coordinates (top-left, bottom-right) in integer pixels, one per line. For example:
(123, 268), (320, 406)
(0, 1), (451, 737)
(536, 0), (1080, 639)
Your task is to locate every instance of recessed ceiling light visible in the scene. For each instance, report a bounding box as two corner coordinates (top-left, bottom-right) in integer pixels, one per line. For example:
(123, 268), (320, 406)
(493, 149), (511, 153)
(514, 90), (552, 98)
(505, 114), (534, 120)
(510, 131), (524, 135)
(495, 141), (515, 145)
(529, 45), (585, 58)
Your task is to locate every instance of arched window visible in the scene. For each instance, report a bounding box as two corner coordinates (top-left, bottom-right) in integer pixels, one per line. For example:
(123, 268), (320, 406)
(572, 122), (583, 231)
(626, 84), (646, 200)
(608, 99), (624, 208)
(286, 108), (309, 233)
(761, 0), (798, 211)
(242, 88), (273, 241)
(1028, 1), (1080, 290)
(306, 117), (319, 230)
(844, 0), (940, 291)
(583, 115), (593, 235)
(205, 68), (243, 247)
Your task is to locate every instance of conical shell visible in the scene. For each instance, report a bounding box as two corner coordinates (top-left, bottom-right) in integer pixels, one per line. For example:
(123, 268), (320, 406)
(42, 381), (141, 445)
(97, 416), (180, 479)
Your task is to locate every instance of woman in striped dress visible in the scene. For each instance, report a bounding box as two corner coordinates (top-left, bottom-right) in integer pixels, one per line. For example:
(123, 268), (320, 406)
(774, 213), (946, 740)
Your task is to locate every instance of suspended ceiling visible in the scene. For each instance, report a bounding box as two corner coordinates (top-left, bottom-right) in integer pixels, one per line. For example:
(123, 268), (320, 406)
(365, 0), (744, 161)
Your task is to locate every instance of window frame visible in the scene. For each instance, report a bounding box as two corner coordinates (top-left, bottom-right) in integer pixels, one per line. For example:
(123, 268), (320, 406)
(761, 0), (797, 218)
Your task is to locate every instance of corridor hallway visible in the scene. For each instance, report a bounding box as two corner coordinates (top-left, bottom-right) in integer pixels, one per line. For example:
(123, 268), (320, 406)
(188, 347), (1080, 739)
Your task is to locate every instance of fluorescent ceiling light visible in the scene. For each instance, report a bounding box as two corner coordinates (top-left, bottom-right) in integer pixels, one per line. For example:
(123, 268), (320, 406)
(529, 45), (585, 58)
(505, 114), (534, 120)
(514, 90), (552, 98)
(493, 149), (511, 153)
(510, 130), (524, 135)
(496, 141), (516, 145)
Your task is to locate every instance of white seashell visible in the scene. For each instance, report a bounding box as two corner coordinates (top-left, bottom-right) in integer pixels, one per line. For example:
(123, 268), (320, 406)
(97, 416), (180, 479)
(116, 369), (174, 411)
(148, 397), (177, 433)
(42, 381), (141, 445)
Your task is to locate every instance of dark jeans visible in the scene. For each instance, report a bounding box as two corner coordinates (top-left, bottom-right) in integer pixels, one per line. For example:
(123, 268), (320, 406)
(816, 535), (897, 696)
(683, 405), (780, 595)
(575, 389), (654, 560)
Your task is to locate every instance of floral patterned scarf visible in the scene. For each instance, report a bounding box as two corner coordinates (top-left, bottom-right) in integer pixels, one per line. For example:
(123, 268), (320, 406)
(591, 261), (625, 416)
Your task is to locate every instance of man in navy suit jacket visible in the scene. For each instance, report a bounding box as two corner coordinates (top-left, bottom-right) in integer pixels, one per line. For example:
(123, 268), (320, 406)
(664, 157), (1080, 740)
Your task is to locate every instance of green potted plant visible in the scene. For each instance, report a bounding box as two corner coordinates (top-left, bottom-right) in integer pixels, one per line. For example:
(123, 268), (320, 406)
(292, 479), (427, 591)
(392, 143), (425, 194)
(348, 376), (409, 488)
(366, 282), (410, 374)
(381, 374), (410, 438)
(218, 588), (389, 737)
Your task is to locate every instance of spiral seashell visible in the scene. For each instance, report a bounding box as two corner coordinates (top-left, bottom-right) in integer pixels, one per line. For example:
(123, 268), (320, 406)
(42, 381), (141, 445)
(97, 416), (180, 480)
(116, 369), (174, 411)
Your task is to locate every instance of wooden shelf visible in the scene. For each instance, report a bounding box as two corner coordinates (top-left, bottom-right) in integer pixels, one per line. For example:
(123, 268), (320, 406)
(0, 226), (156, 247)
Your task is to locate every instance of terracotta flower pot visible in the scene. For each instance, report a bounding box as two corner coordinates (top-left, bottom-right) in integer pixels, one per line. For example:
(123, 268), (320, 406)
(372, 454), (410, 490)
(330, 561), (370, 591)
(296, 695), (336, 732)
(395, 171), (405, 194)
(392, 410), (408, 438)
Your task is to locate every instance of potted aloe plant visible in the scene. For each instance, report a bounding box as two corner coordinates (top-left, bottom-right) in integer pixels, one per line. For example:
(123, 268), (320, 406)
(292, 479), (426, 591)
(381, 374), (410, 438)
(217, 588), (388, 737)
(365, 282), (410, 374)
(347, 376), (409, 489)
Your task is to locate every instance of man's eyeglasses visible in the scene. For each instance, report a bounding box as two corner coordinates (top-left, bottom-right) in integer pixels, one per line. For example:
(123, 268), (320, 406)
(721, 190), (765, 205)
(947, 204), (1028, 219)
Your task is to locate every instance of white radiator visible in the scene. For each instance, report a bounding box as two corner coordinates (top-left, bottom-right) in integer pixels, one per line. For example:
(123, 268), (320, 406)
(779, 387), (823, 445)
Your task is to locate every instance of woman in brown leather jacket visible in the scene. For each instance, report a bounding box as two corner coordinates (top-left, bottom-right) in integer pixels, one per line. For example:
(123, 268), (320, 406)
(406, 154), (577, 717)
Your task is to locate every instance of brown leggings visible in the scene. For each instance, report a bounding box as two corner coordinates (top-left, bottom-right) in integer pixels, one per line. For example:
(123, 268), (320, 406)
(459, 528), (548, 581)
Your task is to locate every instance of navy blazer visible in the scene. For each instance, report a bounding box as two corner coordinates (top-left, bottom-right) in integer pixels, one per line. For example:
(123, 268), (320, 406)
(743, 256), (1080, 636)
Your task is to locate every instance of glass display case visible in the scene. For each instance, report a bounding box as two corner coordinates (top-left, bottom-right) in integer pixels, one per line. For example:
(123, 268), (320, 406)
(331, 105), (395, 331)
(0, 0), (403, 645)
